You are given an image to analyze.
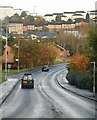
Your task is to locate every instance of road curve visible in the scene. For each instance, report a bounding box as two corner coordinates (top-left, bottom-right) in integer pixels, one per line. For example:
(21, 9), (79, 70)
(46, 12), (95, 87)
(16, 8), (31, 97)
(1, 64), (96, 118)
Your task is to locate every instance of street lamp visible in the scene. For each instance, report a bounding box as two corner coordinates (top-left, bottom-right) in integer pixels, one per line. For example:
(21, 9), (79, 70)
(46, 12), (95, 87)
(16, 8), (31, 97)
(5, 28), (8, 79)
(14, 41), (19, 73)
(91, 62), (96, 97)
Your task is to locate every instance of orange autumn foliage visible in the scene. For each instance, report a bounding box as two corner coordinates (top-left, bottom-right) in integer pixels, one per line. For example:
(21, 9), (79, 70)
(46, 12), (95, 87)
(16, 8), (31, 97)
(70, 54), (90, 72)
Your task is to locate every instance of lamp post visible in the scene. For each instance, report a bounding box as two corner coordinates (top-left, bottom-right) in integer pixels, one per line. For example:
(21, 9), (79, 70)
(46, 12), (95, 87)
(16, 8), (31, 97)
(91, 62), (95, 97)
(17, 40), (19, 73)
(5, 28), (8, 79)
(14, 40), (19, 73)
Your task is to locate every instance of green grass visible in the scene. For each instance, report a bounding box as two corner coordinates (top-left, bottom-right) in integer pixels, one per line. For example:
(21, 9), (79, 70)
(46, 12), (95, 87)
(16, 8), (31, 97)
(2, 69), (29, 74)
(54, 61), (65, 64)
(0, 69), (29, 83)
(0, 76), (6, 83)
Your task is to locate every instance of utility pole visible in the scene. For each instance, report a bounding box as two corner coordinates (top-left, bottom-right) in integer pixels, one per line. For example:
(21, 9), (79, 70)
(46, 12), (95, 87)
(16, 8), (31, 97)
(91, 62), (96, 97)
(18, 40), (19, 73)
(5, 28), (8, 79)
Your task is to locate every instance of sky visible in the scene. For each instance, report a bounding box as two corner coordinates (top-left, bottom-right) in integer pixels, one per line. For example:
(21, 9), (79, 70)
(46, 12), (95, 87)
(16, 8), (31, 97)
(0, 0), (97, 15)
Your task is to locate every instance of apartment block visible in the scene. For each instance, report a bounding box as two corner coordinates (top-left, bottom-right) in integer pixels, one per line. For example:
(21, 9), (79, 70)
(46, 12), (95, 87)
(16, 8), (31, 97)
(0, 6), (14, 20)
(9, 22), (23, 34)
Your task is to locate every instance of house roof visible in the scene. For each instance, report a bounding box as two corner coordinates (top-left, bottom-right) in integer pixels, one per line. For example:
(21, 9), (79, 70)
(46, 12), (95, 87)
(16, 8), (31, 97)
(53, 13), (63, 16)
(0, 6), (13, 9)
(64, 12), (75, 14)
(90, 10), (97, 12)
(74, 18), (91, 23)
(10, 33), (31, 38)
(35, 31), (55, 38)
(48, 21), (74, 25)
(61, 15), (67, 17)
(76, 11), (86, 13)
(72, 13), (83, 16)
(44, 14), (53, 16)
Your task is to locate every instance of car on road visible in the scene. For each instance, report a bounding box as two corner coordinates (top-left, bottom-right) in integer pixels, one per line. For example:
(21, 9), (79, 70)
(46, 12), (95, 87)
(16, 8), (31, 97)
(42, 65), (49, 72)
(21, 73), (34, 88)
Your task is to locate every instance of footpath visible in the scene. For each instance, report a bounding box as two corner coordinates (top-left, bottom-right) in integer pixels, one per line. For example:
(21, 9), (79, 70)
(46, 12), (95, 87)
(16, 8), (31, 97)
(0, 73), (22, 106)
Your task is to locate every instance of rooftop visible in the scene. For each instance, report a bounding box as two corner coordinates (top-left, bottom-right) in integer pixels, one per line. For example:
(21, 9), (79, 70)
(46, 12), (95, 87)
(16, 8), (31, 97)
(72, 13), (83, 16)
(64, 12), (75, 14)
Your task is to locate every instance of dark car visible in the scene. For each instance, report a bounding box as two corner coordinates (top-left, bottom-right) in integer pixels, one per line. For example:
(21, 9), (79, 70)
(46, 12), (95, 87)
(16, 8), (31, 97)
(42, 65), (49, 72)
(21, 73), (34, 88)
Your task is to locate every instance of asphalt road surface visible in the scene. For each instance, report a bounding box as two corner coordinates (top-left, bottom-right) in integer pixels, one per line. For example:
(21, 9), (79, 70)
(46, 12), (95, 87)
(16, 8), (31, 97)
(1, 64), (96, 118)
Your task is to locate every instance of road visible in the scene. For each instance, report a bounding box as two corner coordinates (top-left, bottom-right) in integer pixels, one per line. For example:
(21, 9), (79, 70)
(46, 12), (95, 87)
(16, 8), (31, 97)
(1, 64), (96, 118)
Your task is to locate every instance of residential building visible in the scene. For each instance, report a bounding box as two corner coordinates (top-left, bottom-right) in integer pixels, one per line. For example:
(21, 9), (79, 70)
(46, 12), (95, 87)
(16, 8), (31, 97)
(44, 14), (55, 22)
(72, 13), (84, 21)
(61, 15), (68, 21)
(35, 31), (55, 38)
(63, 12), (75, 20)
(2, 45), (14, 65)
(0, 6), (14, 20)
(89, 10), (97, 19)
(53, 13), (63, 21)
(9, 22), (23, 34)
(75, 11), (86, 18)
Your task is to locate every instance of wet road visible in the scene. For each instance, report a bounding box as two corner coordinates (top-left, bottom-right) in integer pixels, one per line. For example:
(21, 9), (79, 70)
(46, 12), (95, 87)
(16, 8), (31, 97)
(1, 64), (96, 118)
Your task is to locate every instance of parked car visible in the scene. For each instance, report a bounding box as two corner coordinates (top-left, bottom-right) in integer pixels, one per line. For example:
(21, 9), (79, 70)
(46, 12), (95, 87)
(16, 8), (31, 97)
(42, 65), (49, 72)
(21, 73), (34, 88)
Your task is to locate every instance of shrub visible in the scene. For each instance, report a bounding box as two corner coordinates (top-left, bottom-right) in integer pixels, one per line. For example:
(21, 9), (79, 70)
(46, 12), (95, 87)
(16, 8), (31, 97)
(66, 70), (78, 85)
(66, 70), (92, 91)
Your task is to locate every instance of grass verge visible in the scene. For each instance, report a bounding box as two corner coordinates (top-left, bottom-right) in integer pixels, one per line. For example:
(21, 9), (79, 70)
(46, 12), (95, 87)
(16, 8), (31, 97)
(0, 76), (6, 84)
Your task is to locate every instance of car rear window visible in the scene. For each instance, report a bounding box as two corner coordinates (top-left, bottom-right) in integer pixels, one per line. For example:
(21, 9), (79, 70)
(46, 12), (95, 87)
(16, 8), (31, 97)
(23, 74), (33, 80)
(23, 75), (28, 80)
(28, 75), (33, 80)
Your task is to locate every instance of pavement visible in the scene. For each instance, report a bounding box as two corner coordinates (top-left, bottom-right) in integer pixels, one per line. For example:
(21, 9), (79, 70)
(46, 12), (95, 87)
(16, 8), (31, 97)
(0, 71), (97, 107)
(57, 73), (97, 102)
(0, 74), (22, 106)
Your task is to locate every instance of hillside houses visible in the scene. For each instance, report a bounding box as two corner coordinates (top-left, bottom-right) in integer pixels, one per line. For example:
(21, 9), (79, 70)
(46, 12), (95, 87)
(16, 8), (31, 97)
(7, 20), (89, 35)
(1, 5), (97, 36)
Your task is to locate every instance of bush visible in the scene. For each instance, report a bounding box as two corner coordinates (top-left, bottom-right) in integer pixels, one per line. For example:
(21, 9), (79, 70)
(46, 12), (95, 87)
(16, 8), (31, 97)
(66, 70), (78, 85)
(66, 70), (93, 91)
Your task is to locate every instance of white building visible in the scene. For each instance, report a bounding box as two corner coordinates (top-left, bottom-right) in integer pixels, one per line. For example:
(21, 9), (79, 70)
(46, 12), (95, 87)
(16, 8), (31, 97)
(44, 14), (54, 22)
(75, 11), (86, 18)
(9, 22), (23, 34)
(63, 12), (75, 20)
(0, 6), (14, 20)
(72, 13), (84, 21)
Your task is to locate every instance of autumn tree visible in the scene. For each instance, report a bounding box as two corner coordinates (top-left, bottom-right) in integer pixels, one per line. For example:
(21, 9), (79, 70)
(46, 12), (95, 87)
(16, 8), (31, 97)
(69, 54), (90, 72)
(13, 40), (58, 68)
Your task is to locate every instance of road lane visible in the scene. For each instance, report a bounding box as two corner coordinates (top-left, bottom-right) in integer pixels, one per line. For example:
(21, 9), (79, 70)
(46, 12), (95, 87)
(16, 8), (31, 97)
(38, 65), (96, 118)
(1, 64), (96, 118)
(1, 71), (59, 118)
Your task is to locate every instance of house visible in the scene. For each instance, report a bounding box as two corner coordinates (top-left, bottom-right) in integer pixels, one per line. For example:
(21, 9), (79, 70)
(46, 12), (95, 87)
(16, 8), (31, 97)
(23, 24), (35, 33)
(75, 11), (86, 18)
(63, 12), (75, 20)
(35, 31), (56, 38)
(9, 22), (23, 34)
(2, 45), (14, 66)
(0, 6), (14, 20)
(44, 14), (54, 22)
(72, 13), (84, 21)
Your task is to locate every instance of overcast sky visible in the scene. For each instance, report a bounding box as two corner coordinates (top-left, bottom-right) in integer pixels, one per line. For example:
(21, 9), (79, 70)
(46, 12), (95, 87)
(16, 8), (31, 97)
(1, 0), (96, 15)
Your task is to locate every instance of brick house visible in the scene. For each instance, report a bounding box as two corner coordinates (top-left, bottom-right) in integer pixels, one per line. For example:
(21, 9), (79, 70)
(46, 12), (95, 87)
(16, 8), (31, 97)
(2, 45), (14, 68)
